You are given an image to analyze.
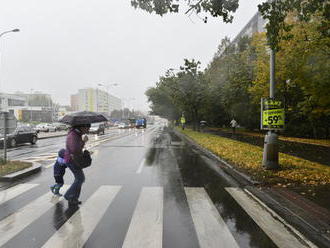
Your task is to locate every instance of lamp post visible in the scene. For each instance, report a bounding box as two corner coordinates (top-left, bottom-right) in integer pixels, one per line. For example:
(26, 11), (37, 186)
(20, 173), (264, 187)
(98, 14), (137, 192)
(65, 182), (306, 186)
(262, 47), (280, 169)
(0, 29), (20, 111)
(0, 29), (20, 38)
(29, 89), (34, 122)
(0, 29), (19, 162)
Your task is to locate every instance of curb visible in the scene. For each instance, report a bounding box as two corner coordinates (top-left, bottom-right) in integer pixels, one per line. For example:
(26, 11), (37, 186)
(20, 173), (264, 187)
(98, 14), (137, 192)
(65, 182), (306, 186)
(0, 161), (42, 182)
(173, 129), (330, 248)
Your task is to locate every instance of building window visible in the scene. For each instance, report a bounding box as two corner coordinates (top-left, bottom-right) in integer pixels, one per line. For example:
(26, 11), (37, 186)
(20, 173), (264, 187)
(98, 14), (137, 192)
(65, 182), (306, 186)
(8, 99), (25, 106)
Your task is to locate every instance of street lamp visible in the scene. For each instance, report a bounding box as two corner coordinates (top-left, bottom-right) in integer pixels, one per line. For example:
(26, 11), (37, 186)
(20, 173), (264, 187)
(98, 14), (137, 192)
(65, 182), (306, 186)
(0, 29), (19, 162)
(0, 29), (20, 38)
(29, 89), (34, 122)
(0, 28), (20, 111)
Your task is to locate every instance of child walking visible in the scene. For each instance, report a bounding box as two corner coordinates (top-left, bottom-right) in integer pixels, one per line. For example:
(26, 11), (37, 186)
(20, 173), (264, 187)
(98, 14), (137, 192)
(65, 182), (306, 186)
(50, 148), (67, 196)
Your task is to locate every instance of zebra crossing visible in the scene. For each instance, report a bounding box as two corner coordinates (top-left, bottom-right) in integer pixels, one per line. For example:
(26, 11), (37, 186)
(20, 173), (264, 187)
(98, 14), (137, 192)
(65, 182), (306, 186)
(0, 183), (315, 248)
(42, 186), (121, 248)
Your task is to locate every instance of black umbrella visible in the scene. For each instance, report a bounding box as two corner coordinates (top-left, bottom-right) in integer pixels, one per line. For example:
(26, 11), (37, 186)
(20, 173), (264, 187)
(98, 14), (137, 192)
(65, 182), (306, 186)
(59, 111), (108, 126)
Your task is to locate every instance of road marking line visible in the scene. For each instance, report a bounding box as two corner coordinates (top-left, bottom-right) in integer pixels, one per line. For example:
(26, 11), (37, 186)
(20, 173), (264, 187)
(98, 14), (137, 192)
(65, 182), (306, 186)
(185, 187), (239, 248)
(122, 187), (163, 248)
(0, 184), (38, 205)
(136, 158), (145, 174)
(42, 185), (121, 248)
(0, 185), (69, 247)
(225, 187), (316, 248)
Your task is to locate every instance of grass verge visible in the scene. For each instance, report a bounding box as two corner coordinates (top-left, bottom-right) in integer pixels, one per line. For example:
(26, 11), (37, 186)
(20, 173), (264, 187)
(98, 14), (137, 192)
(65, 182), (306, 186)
(179, 128), (330, 188)
(209, 127), (330, 147)
(0, 161), (33, 176)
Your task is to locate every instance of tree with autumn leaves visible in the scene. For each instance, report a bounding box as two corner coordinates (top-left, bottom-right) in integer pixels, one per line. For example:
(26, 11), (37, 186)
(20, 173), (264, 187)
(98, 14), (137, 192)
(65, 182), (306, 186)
(143, 3), (329, 138)
(249, 12), (330, 137)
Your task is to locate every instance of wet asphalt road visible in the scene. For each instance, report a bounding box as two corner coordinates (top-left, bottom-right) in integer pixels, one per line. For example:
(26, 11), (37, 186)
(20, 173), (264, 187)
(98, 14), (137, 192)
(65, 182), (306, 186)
(4, 128), (128, 162)
(0, 125), (310, 248)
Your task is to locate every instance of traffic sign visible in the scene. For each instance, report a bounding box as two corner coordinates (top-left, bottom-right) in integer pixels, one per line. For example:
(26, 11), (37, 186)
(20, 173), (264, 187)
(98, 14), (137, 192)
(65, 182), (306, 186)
(0, 112), (17, 134)
(261, 98), (285, 130)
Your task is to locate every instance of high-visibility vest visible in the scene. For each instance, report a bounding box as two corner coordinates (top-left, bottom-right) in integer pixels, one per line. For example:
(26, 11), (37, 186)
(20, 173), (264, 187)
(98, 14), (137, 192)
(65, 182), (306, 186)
(180, 117), (186, 124)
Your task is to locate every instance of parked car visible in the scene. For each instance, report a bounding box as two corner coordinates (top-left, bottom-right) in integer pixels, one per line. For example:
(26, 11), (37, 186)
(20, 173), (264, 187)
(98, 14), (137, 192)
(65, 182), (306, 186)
(45, 123), (57, 132)
(118, 122), (129, 129)
(52, 122), (68, 131)
(89, 122), (105, 135)
(0, 126), (38, 148)
(35, 123), (49, 133)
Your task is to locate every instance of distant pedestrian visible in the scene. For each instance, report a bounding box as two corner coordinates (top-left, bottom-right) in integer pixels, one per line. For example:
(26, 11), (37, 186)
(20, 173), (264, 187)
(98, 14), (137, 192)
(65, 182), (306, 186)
(230, 119), (238, 134)
(200, 120), (207, 132)
(50, 148), (67, 196)
(181, 116), (186, 130)
(64, 124), (90, 206)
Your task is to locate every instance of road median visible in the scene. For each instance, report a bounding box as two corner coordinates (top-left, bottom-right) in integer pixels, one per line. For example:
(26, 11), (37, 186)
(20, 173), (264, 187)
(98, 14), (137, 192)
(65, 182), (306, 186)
(0, 160), (41, 182)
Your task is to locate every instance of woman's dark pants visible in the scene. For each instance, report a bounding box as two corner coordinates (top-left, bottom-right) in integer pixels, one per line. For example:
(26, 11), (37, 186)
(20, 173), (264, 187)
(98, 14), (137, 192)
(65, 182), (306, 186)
(64, 163), (85, 201)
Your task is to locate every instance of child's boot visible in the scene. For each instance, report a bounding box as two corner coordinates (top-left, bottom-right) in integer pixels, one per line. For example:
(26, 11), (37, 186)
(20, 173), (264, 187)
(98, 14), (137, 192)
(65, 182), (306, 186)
(50, 185), (56, 194)
(54, 184), (63, 196)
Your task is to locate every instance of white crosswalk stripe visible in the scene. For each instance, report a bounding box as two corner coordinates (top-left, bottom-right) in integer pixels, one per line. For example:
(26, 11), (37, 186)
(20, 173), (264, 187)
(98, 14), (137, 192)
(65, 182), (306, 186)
(122, 187), (163, 248)
(185, 187), (239, 248)
(0, 185), (69, 247)
(42, 185), (121, 248)
(0, 184), (316, 248)
(0, 184), (38, 205)
(226, 187), (317, 248)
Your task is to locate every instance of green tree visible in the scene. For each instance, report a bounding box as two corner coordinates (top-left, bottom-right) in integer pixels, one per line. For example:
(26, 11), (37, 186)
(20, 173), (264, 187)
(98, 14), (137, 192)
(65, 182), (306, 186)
(205, 36), (259, 129)
(145, 59), (209, 130)
(131, 0), (329, 50)
(145, 84), (180, 120)
(249, 13), (330, 137)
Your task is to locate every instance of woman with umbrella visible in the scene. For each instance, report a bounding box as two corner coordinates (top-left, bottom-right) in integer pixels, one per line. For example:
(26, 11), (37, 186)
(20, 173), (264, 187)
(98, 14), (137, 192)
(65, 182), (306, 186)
(60, 111), (107, 206)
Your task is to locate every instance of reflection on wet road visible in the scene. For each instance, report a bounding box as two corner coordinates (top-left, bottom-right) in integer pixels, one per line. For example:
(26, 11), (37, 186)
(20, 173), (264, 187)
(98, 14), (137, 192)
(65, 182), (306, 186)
(0, 125), (315, 247)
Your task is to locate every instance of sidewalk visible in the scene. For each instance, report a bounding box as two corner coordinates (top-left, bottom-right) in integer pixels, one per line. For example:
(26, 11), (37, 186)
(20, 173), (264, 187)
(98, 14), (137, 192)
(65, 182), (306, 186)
(174, 128), (330, 248)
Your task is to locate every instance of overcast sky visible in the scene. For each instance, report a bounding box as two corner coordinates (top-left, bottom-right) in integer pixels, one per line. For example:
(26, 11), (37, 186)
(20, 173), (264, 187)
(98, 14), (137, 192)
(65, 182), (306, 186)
(0, 0), (265, 111)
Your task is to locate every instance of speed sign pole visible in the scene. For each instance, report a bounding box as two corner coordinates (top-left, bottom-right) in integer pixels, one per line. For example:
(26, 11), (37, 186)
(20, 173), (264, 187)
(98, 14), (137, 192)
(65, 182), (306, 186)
(261, 49), (282, 170)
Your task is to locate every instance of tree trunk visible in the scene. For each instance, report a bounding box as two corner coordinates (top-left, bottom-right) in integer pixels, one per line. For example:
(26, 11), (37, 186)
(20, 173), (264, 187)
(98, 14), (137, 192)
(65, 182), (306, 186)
(192, 108), (200, 132)
(310, 120), (318, 139)
(325, 126), (329, 139)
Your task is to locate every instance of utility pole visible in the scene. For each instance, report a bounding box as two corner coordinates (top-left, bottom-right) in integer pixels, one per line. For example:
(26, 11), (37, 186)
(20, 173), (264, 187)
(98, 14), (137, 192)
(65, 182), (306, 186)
(3, 112), (7, 163)
(262, 48), (280, 169)
(29, 89), (33, 122)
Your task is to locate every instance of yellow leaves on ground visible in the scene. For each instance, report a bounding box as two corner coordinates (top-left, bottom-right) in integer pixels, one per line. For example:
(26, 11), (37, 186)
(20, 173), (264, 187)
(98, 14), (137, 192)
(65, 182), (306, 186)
(180, 128), (330, 187)
(208, 127), (330, 147)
